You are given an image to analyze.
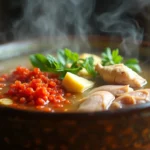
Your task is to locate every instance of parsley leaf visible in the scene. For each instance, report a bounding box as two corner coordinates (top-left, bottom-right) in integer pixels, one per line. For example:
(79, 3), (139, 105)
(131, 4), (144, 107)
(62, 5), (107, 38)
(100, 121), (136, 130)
(30, 54), (55, 72)
(101, 48), (123, 66)
(101, 47), (141, 73)
(57, 48), (79, 66)
(64, 48), (79, 63)
(30, 48), (96, 79)
(57, 49), (66, 66)
(124, 59), (141, 73)
(81, 57), (97, 77)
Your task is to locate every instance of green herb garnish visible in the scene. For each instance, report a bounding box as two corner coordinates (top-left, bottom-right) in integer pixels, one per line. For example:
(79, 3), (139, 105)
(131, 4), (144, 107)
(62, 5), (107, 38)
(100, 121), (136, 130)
(30, 48), (96, 79)
(101, 47), (141, 73)
(124, 58), (141, 73)
(81, 57), (97, 77)
(30, 47), (141, 79)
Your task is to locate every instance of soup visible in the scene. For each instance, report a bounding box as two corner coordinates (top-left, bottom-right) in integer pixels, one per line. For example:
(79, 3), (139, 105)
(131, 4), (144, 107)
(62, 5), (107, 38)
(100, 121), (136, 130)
(0, 48), (149, 112)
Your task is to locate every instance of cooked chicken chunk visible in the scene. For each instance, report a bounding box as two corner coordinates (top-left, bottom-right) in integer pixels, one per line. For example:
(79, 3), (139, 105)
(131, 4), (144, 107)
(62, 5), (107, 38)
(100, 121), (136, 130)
(110, 89), (150, 109)
(127, 89), (150, 102)
(78, 91), (115, 111)
(89, 85), (133, 97)
(95, 63), (147, 88)
(110, 101), (122, 109)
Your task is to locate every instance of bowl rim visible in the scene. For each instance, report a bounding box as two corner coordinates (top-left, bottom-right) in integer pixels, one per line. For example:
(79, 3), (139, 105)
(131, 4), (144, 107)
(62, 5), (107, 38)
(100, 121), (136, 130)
(0, 102), (150, 119)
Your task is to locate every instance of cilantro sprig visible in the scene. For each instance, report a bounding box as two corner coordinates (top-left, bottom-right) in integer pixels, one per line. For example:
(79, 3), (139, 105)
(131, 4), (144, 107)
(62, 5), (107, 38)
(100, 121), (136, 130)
(30, 48), (96, 79)
(101, 47), (141, 73)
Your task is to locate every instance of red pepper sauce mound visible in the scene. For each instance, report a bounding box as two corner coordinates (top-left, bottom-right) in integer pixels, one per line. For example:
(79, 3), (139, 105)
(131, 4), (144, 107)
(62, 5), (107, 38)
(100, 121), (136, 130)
(0, 66), (71, 112)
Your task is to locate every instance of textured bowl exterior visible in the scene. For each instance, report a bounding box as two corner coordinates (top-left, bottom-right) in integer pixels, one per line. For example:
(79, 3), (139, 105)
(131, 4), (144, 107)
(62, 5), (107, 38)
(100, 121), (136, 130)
(0, 105), (150, 150)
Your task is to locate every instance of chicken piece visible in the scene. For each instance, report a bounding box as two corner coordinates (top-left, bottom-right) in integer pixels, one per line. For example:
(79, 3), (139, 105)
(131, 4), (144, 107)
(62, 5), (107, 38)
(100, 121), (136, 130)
(89, 85), (133, 97)
(114, 95), (136, 105)
(95, 63), (147, 88)
(128, 89), (150, 101)
(78, 91), (115, 111)
(110, 101), (122, 110)
(78, 53), (101, 78)
(110, 88), (150, 110)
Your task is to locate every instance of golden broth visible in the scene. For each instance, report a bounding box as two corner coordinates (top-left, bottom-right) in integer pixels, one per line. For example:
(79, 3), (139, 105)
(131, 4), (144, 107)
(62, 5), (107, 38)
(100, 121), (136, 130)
(0, 55), (149, 112)
(0, 55), (85, 112)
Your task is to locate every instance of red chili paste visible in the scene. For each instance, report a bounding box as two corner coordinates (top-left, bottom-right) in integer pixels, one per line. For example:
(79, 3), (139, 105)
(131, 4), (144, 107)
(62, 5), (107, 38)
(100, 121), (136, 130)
(0, 66), (71, 112)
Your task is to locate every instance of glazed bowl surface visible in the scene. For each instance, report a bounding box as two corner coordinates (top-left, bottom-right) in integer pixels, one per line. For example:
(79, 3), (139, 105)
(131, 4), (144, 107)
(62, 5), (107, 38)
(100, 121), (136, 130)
(0, 36), (150, 150)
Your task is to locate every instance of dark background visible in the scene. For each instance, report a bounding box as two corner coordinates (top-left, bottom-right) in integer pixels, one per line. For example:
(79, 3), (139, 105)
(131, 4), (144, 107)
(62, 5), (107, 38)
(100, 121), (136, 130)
(0, 0), (149, 43)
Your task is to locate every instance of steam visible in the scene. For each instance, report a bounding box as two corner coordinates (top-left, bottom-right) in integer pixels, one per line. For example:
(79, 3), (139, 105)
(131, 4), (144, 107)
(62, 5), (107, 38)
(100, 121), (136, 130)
(96, 0), (150, 57)
(13, 0), (95, 51)
(12, 0), (150, 55)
